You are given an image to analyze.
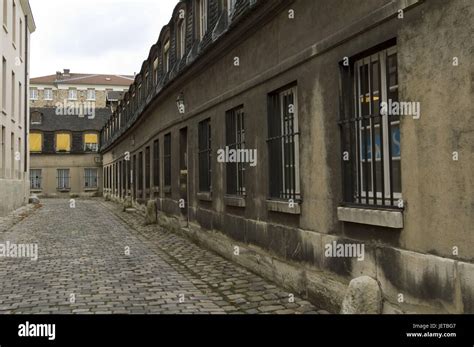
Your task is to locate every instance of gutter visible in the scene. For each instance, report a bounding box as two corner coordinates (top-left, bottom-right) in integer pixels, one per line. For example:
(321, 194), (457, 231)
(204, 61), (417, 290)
(24, 14), (28, 173)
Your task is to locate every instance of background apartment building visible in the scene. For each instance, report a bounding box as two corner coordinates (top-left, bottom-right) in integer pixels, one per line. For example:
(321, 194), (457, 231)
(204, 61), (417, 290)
(100, 0), (473, 314)
(29, 71), (132, 197)
(0, 0), (35, 216)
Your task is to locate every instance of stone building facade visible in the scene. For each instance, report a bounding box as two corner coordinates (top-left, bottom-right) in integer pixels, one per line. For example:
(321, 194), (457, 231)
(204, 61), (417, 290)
(0, 0), (35, 216)
(29, 108), (111, 197)
(30, 70), (133, 108)
(29, 71), (133, 197)
(100, 0), (474, 313)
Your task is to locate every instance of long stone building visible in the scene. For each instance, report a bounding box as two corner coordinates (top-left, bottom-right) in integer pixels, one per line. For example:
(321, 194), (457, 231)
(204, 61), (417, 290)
(0, 0), (35, 216)
(100, 0), (474, 313)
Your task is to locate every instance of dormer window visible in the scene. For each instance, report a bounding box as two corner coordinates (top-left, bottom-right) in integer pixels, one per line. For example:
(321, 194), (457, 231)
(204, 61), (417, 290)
(56, 133), (71, 152)
(163, 39), (170, 73)
(178, 18), (186, 59)
(197, 0), (208, 40)
(227, 0), (236, 18)
(31, 110), (42, 124)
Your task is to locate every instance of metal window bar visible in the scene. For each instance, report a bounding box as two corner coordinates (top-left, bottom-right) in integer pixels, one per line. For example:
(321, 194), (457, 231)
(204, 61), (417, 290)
(267, 87), (300, 201)
(145, 147), (151, 198)
(226, 107), (245, 195)
(339, 46), (400, 208)
(164, 134), (171, 187)
(153, 140), (160, 188)
(198, 119), (212, 192)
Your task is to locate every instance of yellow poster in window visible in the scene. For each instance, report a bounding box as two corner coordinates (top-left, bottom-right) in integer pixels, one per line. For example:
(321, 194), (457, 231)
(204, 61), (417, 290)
(29, 133), (42, 152)
(84, 133), (98, 144)
(56, 133), (71, 151)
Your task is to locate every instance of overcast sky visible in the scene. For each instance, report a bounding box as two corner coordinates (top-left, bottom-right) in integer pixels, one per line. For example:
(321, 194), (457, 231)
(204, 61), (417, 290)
(29, 0), (177, 78)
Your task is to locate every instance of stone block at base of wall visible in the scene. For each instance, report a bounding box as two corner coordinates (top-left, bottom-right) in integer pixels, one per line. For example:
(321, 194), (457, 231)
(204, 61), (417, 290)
(151, 207), (473, 314)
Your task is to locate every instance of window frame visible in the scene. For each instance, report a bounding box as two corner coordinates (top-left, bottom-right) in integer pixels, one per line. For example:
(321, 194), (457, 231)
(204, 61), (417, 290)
(57, 169), (70, 190)
(225, 106), (246, 196)
(55, 132), (72, 153)
(267, 85), (300, 202)
(339, 44), (401, 208)
(44, 88), (53, 100)
(84, 168), (98, 189)
(68, 88), (77, 101)
(198, 118), (212, 193)
(29, 132), (42, 153)
(30, 169), (42, 190)
(83, 132), (99, 152)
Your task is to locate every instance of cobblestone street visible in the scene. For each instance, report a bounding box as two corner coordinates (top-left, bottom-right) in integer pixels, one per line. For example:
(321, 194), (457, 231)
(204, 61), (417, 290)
(0, 199), (319, 314)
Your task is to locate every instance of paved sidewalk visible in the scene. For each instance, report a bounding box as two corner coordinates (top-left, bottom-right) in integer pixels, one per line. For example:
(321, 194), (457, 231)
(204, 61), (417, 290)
(0, 199), (320, 314)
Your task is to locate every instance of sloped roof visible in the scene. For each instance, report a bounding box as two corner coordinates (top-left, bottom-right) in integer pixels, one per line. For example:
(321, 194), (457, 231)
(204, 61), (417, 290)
(31, 73), (134, 86)
(30, 108), (111, 131)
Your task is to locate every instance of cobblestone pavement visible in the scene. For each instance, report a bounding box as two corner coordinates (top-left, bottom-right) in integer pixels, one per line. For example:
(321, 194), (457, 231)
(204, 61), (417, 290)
(0, 199), (321, 314)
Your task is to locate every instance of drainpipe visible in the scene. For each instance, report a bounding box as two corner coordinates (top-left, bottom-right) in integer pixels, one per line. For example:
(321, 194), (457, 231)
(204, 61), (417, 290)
(23, 15), (28, 174)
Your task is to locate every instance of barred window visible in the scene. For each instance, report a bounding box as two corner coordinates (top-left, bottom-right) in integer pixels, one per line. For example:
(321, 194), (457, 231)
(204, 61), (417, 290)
(138, 151), (143, 198)
(339, 44), (401, 207)
(132, 155), (137, 199)
(267, 85), (300, 201)
(145, 146), (151, 198)
(164, 133), (171, 188)
(57, 169), (70, 189)
(30, 169), (42, 189)
(84, 133), (98, 152)
(198, 118), (212, 192)
(226, 106), (245, 195)
(153, 139), (160, 188)
(84, 168), (98, 188)
(122, 159), (127, 196)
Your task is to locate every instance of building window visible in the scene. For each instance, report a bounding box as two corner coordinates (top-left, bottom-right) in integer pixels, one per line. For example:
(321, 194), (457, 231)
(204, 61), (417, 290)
(42, 88), (52, 100)
(57, 169), (70, 190)
(340, 45), (401, 207)
(2, 57), (6, 110)
(197, 0), (208, 40)
(84, 133), (98, 152)
(68, 88), (77, 100)
(29, 87), (38, 100)
(84, 168), (98, 188)
(164, 133), (171, 188)
(12, 1), (16, 43)
(226, 106), (245, 195)
(11, 71), (15, 119)
(163, 39), (170, 73)
(29, 132), (42, 153)
(267, 85), (300, 201)
(153, 139), (159, 188)
(145, 146), (151, 197)
(18, 81), (21, 122)
(30, 169), (41, 190)
(86, 88), (96, 100)
(31, 111), (42, 124)
(2, 0), (7, 28)
(153, 57), (159, 84)
(198, 118), (212, 192)
(227, 0), (236, 17)
(0, 126), (5, 178)
(19, 18), (22, 57)
(55, 133), (71, 152)
(178, 19), (186, 60)
(138, 151), (143, 197)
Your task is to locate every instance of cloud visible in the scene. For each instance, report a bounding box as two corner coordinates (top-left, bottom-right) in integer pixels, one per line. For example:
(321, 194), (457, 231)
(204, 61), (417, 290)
(29, 0), (177, 77)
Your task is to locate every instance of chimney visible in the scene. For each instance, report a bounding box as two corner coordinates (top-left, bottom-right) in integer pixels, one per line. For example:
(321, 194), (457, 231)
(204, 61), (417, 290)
(56, 71), (62, 80)
(63, 69), (71, 77)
